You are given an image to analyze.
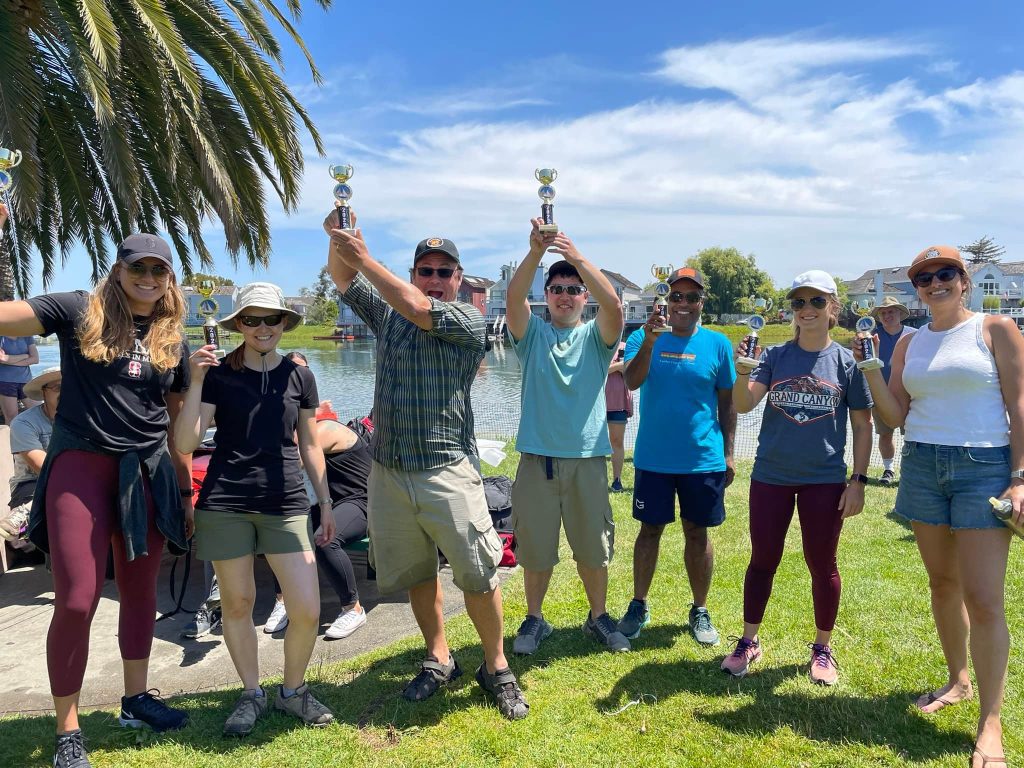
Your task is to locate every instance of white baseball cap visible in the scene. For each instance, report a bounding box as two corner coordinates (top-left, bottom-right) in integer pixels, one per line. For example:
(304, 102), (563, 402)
(786, 270), (837, 298)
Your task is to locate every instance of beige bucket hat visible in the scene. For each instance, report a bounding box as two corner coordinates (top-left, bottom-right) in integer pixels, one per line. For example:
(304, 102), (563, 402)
(870, 296), (910, 322)
(218, 282), (302, 333)
(24, 366), (61, 401)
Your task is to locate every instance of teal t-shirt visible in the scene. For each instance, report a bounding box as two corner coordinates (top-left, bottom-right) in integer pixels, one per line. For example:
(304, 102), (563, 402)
(624, 327), (736, 474)
(511, 313), (618, 458)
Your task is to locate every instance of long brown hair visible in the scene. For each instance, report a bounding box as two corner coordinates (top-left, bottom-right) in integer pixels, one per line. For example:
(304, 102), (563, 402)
(791, 293), (841, 342)
(77, 262), (187, 373)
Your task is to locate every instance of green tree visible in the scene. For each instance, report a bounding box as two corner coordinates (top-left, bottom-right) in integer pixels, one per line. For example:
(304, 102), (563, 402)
(183, 272), (234, 288)
(685, 247), (773, 322)
(299, 266), (338, 302)
(0, 0), (330, 294)
(960, 236), (1005, 265)
(306, 296), (339, 326)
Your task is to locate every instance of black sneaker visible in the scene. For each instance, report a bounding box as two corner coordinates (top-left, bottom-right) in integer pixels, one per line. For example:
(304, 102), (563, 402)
(475, 664), (529, 720)
(181, 605), (222, 639)
(879, 469), (896, 486)
(402, 655), (462, 702)
(119, 690), (189, 732)
(583, 612), (631, 652)
(53, 730), (90, 768)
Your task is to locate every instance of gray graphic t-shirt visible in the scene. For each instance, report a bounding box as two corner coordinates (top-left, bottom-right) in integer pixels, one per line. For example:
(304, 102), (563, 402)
(751, 340), (872, 485)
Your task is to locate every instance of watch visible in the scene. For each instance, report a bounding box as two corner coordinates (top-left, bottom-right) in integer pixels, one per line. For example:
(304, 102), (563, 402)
(849, 474), (869, 485)
(179, 488), (194, 498)
(1011, 470), (1024, 480)
(317, 497), (332, 507)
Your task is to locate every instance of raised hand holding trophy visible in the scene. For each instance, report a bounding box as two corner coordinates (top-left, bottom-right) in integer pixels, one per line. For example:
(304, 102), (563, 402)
(650, 264), (674, 333)
(0, 148), (21, 194)
(197, 279), (225, 358)
(851, 299), (883, 371)
(535, 168), (558, 234)
(737, 296), (773, 370)
(329, 163), (355, 232)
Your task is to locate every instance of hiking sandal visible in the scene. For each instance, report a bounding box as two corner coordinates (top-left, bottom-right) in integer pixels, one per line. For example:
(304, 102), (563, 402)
(402, 655), (462, 702)
(475, 664), (529, 721)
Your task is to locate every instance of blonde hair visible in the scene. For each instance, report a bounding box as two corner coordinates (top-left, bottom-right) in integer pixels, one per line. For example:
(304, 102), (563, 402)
(77, 262), (187, 373)
(791, 293), (841, 341)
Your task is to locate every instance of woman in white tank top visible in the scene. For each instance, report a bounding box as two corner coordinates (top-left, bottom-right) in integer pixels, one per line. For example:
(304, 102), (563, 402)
(853, 246), (1024, 768)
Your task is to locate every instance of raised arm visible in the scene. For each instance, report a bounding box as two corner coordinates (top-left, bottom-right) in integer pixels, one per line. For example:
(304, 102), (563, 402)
(623, 314), (667, 390)
(854, 334), (912, 429)
(506, 219), (555, 340)
(0, 302), (45, 337)
(324, 210), (358, 295)
(174, 346), (218, 454)
(732, 342), (768, 414)
(548, 232), (623, 346)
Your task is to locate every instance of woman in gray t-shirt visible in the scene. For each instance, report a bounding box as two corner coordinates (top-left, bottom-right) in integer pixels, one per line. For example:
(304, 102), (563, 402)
(721, 270), (872, 687)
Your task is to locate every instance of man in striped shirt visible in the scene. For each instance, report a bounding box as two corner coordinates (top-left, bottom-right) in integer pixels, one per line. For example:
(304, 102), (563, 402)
(325, 214), (528, 721)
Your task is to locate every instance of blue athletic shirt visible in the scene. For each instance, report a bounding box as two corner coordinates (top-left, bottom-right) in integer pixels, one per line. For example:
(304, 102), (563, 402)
(510, 313), (618, 458)
(624, 327), (736, 474)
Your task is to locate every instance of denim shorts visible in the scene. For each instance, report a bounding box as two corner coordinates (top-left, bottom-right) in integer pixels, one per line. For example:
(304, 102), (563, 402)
(894, 441), (1011, 530)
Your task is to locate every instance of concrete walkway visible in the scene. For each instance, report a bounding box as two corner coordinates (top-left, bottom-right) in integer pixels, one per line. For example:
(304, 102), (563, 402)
(0, 549), (501, 715)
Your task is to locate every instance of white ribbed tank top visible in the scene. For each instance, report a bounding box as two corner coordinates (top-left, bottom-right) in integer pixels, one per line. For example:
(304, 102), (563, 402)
(903, 313), (1008, 446)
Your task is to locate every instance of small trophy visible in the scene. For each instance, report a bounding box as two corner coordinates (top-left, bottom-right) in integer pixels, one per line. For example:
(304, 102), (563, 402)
(0, 148), (21, 193)
(737, 296), (773, 369)
(196, 279), (225, 358)
(535, 168), (558, 234)
(329, 163), (355, 231)
(650, 264), (674, 333)
(852, 299), (882, 371)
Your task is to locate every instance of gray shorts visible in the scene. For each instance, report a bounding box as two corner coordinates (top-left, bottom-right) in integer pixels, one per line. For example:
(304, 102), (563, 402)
(367, 458), (502, 595)
(511, 454), (615, 571)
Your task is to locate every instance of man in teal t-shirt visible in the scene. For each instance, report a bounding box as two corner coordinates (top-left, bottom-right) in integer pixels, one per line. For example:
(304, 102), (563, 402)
(616, 267), (736, 647)
(507, 219), (626, 656)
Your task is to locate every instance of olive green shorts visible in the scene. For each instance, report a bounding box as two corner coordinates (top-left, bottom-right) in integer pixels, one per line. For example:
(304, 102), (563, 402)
(194, 508), (314, 561)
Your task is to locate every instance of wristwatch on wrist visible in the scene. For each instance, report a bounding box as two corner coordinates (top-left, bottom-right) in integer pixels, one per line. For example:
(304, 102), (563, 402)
(1011, 470), (1024, 481)
(318, 497), (332, 507)
(179, 488), (193, 499)
(849, 473), (869, 485)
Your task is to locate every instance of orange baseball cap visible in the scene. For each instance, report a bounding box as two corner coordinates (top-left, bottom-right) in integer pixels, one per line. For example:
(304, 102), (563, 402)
(668, 267), (705, 288)
(907, 246), (966, 281)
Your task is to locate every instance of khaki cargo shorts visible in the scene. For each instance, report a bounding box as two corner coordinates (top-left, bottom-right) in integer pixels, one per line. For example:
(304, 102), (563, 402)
(367, 458), (503, 595)
(511, 454), (615, 571)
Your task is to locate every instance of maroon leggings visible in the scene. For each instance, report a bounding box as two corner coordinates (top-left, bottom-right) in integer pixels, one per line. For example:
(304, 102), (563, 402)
(743, 479), (847, 633)
(46, 450), (164, 697)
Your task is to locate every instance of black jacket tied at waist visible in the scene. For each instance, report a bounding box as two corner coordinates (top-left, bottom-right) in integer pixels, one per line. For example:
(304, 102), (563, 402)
(27, 420), (188, 560)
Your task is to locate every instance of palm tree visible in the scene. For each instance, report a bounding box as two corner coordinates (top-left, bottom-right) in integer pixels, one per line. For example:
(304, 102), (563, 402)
(0, 0), (330, 294)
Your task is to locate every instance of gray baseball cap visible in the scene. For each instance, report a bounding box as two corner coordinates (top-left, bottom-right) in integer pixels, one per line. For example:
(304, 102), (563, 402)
(117, 233), (174, 268)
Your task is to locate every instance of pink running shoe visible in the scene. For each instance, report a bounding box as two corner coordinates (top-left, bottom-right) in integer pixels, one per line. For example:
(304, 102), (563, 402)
(721, 636), (761, 677)
(808, 643), (839, 686)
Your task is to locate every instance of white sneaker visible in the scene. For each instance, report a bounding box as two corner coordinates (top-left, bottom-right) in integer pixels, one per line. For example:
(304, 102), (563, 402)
(263, 600), (289, 633)
(324, 607), (367, 640)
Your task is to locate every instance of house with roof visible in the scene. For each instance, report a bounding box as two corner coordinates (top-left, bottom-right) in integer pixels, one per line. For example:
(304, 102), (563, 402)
(459, 275), (495, 316)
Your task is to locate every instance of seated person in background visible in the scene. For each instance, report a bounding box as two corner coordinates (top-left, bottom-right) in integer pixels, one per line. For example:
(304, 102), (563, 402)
(1, 366), (60, 547)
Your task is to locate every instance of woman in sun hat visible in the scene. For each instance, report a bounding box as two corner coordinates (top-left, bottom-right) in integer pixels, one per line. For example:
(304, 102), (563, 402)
(0, 233), (192, 767)
(723, 269), (872, 687)
(176, 281), (337, 737)
(854, 246), (1024, 768)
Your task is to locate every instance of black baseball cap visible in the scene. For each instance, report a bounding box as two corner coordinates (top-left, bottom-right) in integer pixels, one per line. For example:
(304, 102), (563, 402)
(117, 233), (174, 268)
(413, 237), (461, 265)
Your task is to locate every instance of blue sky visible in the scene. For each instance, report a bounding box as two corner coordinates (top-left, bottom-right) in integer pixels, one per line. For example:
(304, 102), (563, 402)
(37, 0), (1024, 295)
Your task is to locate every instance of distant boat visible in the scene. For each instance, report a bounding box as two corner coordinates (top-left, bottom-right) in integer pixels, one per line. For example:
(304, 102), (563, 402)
(312, 335), (345, 341)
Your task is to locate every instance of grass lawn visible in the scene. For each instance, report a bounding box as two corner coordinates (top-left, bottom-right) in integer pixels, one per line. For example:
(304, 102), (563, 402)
(3, 455), (1021, 767)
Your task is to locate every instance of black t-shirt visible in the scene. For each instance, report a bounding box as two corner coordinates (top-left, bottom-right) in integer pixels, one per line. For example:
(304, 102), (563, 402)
(322, 422), (372, 505)
(27, 291), (190, 452)
(197, 358), (318, 515)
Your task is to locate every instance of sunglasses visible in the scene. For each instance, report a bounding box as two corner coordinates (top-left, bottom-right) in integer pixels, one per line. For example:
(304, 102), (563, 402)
(416, 266), (457, 278)
(668, 291), (703, 304)
(237, 313), (285, 328)
(125, 262), (170, 279)
(43, 383), (61, 393)
(790, 296), (829, 310)
(546, 285), (586, 296)
(911, 266), (962, 288)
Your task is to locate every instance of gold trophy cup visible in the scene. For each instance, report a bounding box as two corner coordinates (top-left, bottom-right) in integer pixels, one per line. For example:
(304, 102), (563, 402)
(197, 279), (225, 358)
(650, 264), (675, 334)
(737, 296), (773, 370)
(852, 299), (882, 371)
(535, 168), (558, 234)
(329, 163), (355, 231)
(0, 147), (22, 193)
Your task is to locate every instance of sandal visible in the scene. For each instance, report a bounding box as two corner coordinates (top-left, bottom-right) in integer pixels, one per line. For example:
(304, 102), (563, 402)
(402, 655), (462, 702)
(971, 746), (1008, 767)
(916, 685), (971, 713)
(475, 664), (529, 721)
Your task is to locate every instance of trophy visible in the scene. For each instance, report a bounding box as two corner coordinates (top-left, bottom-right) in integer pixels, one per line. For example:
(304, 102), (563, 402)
(329, 163), (355, 231)
(0, 148), (21, 193)
(196, 279), (225, 358)
(851, 299), (882, 371)
(650, 264), (674, 333)
(737, 296), (773, 369)
(535, 168), (558, 234)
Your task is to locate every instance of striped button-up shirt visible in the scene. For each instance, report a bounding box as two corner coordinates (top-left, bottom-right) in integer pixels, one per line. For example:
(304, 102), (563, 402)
(341, 275), (486, 471)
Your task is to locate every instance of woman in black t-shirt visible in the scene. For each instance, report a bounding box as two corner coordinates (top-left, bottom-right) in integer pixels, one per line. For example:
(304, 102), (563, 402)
(175, 282), (336, 736)
(0, 233), (192, 768)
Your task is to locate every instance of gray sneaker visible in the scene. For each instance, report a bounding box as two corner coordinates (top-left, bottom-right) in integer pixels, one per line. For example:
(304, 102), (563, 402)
(618, 599), (651, 640)
(223, 688), (269, 736)
(688, 605), (720, 645)
(583, 612), (631, 652)
(274, 683), (334, 727)
(512, 615), (553, 655)
(0, 505), (29, 541)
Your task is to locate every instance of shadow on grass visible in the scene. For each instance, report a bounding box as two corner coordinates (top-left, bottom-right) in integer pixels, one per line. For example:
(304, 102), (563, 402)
(885, 508), (916, 542)
(597, 658), (968, 762)
(0, 625), (686, 764)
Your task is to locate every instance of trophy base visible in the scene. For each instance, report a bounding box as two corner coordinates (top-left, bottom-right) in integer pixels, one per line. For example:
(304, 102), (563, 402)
(212, 348), (226, 360)
(736, 356), (760, 371)
(652, 326), (670, 333)
(538, 223), (558, 234)
(856, 358), (883, 371)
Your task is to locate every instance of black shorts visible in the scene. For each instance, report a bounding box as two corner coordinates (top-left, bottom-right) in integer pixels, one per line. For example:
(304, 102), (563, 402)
(0, 381), (27, 399)
(632, 469), (726, 528)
